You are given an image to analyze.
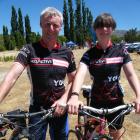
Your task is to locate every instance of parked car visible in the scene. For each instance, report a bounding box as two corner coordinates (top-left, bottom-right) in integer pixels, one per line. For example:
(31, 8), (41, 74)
(127, 42), (140, 53)
(135, 45), (140, 54)
(123, 43), (132, 50)
(137, 50), (140, 54)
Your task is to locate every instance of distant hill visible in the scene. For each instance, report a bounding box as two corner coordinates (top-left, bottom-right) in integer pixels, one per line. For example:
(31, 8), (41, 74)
(113, 30), (127, 37)
(113, 30), (140, 37)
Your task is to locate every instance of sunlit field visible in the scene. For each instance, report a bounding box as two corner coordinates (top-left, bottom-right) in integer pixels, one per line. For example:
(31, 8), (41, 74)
(0, 49), (140, 139)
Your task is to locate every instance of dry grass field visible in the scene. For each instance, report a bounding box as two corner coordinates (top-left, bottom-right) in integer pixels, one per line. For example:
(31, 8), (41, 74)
(0, 49), (140, 140)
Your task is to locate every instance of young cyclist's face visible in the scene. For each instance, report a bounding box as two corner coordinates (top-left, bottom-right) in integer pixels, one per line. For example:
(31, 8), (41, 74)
(41, 15), (62, 38)
(95, 26), (113, 41)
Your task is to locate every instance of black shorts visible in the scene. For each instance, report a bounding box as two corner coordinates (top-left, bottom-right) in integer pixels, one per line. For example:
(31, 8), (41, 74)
(90, 100), (125, 130)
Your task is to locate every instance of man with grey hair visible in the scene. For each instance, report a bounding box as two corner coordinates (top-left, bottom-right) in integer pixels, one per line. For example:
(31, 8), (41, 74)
(40, 7), (63, 25)
(0, 7), (76, 140)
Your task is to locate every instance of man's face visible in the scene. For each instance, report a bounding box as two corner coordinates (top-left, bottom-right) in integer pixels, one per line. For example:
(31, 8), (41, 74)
(41, 15), (62, 39)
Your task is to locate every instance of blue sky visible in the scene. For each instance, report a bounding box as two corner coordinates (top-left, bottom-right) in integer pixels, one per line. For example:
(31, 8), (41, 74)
(0, 0), (140, 35)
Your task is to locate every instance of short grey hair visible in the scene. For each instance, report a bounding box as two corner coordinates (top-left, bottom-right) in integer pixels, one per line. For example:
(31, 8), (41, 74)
(40, 7), (63, 25)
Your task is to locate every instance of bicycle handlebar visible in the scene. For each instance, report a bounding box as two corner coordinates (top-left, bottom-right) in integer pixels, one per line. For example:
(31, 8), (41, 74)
(80, 103), (134, 115)
(0, 108), (55, 138)
(0, 108), (55, 120)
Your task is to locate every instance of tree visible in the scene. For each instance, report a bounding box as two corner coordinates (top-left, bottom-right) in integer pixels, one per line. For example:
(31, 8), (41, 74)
(30, 32), (41, 43)
(11, 6), (19, 47)
(17, 8), (25, 47)
(111, 35), (123, 43)
(11, 6), (18, 35)
(57, 35), (67, 45)
(18, 8), (24, 36)
(3, 26), (10, 50)
(86, 8), (94, 43)
(63, 0), (70, 40)
(36, 32), (41, 42)
(82, 0), (86, 39)
(9, 35), (16, 50)
(75, 0), (84, 46)
(124, 28), (137, 43)
(25, 15), (32, 43)
(68, 0), (75, 41)
(15, 31), (25, 49)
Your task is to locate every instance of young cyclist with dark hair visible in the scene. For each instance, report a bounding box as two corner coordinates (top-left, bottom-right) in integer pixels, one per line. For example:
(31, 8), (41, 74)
(67, 13), (140, 140)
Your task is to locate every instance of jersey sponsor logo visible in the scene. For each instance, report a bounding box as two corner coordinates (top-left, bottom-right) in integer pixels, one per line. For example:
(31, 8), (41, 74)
(54, 80), (64, 86)
(106, 57), (123, 64)
(19, 47), (30, 57)
(53, 59), (69, 68)
(30, 58), (69, 68)
(108, 75), (120, 82)
(94, 59), (106, 65)
(31, 58), (53, 64)
(91, 57), (123, 65)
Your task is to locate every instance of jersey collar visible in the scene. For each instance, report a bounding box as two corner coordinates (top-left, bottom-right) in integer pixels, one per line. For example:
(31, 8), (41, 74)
(96, 41), (113, 50)
(40, 39), (61, 50)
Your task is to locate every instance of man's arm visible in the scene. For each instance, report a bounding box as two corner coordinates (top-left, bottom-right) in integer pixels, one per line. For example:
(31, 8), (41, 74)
(0, 62), (25, 103)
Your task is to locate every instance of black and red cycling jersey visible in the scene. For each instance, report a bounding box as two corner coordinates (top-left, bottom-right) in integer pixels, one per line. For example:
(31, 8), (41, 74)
(15, 41), (76, 108)
(81, 43), (132, 104)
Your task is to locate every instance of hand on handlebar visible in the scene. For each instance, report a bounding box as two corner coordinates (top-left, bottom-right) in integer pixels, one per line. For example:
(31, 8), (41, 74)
(133, 98), (140, 114)
(51, 99), (67, 116)
(67, 95), (83, 115)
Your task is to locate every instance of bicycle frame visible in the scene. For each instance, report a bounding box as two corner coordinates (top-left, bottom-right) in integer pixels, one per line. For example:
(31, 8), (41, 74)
(68, 86), (134, 140)
(71, 103), (134, 140)
(76, 111), (112, 140)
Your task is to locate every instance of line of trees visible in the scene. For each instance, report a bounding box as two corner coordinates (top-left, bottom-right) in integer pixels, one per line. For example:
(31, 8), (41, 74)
(1, 0), (94, 51)
(1, 0), (140, 51)
(2, 6), (41, 51)
(63, 0), (93, 46)
(112, 28), (140, 43)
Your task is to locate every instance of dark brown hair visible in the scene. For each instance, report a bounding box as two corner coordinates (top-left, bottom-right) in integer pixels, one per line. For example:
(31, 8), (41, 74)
(93, 13), (116, 30)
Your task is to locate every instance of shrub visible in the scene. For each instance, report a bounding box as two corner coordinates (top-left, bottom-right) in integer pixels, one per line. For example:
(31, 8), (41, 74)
(0, 55), (15, 62)
(0, 45), (5, 51)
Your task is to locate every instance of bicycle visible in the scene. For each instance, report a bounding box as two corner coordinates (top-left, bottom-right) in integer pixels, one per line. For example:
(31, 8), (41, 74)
(68, 85), (135, 140)
(0, 107), (55, 140)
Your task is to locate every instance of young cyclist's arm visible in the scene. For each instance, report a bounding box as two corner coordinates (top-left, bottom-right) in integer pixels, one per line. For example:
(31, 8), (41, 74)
(0, 62), (25, 103)
(67, 63), (88, 114)
(123, 61), (140, 113)
(62, 70), (76, 102)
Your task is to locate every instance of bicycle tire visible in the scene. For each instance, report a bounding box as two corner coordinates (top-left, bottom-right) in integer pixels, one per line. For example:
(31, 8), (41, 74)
(68, 129), (82, 140)
(9, 131), (34, 140)
(92, 135), (113, 140)
(10, 134), (35, 140)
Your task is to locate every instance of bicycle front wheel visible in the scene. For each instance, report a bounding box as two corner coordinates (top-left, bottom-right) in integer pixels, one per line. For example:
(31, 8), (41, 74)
(68, 129), (82, 140)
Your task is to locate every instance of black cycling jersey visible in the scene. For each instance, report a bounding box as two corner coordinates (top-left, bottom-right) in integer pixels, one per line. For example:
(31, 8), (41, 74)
(15, 41), (76, 108)
(81, 44), (131, 104)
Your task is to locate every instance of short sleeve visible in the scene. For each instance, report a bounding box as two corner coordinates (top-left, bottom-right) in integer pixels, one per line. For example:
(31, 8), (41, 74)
(80, 51), (90, 66)
(15, 44), (31, 66)
(122, 47), (132, 64)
